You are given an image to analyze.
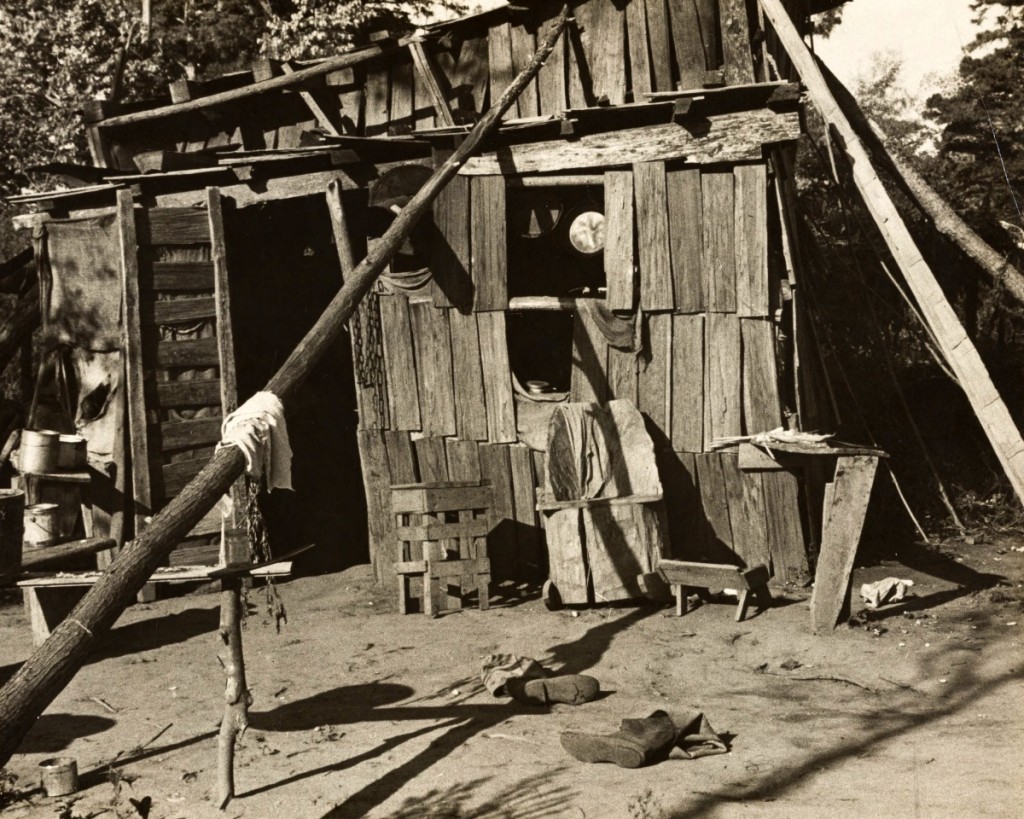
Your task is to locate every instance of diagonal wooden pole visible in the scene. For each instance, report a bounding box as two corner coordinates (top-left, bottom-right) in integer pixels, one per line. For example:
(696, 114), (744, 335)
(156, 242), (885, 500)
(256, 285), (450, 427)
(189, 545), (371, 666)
(760, 0), (1024, 508)
(0, 6), (570, 768)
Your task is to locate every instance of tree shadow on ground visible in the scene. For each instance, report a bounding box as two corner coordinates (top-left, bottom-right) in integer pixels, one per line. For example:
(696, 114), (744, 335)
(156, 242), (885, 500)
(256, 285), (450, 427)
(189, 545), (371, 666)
(667, 629), (1021, 817)
(245, 607), (650, 814)
(17, 714), (116, 754)
(88, 606), (220, 662)
(333, 767), (576, 819)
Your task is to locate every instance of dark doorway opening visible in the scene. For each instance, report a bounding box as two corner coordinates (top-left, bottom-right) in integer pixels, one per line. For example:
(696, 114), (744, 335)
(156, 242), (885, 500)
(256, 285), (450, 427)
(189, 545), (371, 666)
(224, 193), (367, 574)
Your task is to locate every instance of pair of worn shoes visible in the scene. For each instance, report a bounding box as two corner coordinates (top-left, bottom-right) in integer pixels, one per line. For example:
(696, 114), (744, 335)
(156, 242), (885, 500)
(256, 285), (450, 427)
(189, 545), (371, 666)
(561, 710), (728, 768)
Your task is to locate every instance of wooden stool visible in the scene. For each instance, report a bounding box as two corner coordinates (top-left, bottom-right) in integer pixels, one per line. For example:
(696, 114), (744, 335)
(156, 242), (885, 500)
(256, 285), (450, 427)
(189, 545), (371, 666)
(391, 482), (492, 616)
(657, 560), (772, 622)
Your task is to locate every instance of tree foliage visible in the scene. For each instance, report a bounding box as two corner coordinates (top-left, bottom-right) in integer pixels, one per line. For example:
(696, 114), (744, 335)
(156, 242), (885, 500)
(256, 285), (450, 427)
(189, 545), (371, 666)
(0, 0), (455, 196)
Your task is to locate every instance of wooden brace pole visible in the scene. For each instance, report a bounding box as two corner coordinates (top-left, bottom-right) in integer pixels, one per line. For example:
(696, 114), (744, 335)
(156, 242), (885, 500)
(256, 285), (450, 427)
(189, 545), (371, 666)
(815, 56), (1024, 308)
(0, 7), (571, 768)
(760, 0), (1024, 507)
(217, 577), (249, 809)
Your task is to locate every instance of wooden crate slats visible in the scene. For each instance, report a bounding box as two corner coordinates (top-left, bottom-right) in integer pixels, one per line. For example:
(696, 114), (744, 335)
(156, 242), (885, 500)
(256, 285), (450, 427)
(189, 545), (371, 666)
(634, 161), (673, 310)
(761, 467), (809, 584)
(510, 444), (542, 576)
(139, 208), (210, 245)
(719, 0), (755, 85)
(704, 312), (741, 448)
(488, 20), (516, 109)
(409, 301), (457, 436)
(666, 0), (707, 89)
(358, 430), (395, 583)
(470, 175), (508, 310)
(644, 0), (673, 93)
(478, 442), (518, 579)
(397, 518), (490, 541)
(477, 311), (517, 443)
(702, 169), (737, 312)
(138, 296), (216, 326)
(625, 0), (653, 100)
(147, 337), (220, 368)
(570, 305), (609, 404)
(720, 452), (771, 569)
(537, 12), (568, 114)
(430, 162), (471, 309)
(607, 343), (639, 405)
(510, 22), (540, 117)
(391, 483), (492, 514)
(147, 378), (222, 409)
(735, 163), (770, 317)
(144, 260), (215, 291)
(159, 457), (208, 498)
(448, 308), (489, 441)
(364, 61), (391, 136)
(670, 313), (704, 452)
(741, 317), (783, 434)
(604, 170), (636, 311)
(667, 167), (704, 313)
(152, 417), (223, 452)
(576, 0), (627, 105)
(378, 294), (422, 431)
(413, 436), (450, 483)
(639, 312), (672, 434)
(117, 191), (153, 531)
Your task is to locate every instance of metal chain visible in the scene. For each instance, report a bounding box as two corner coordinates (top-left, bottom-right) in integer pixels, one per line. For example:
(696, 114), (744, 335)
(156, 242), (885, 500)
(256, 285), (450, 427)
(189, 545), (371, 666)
(351, 291), (387, 427)
(242, 476), (286, 632)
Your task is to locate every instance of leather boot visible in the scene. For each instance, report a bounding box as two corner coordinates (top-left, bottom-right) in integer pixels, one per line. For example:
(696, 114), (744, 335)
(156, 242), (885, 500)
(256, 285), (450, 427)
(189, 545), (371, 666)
(506, 674), (600, 706)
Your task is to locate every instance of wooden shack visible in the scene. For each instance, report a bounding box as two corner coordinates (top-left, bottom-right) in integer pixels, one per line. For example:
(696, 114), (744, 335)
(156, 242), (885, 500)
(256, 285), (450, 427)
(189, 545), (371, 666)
(8, 0), (847, 586)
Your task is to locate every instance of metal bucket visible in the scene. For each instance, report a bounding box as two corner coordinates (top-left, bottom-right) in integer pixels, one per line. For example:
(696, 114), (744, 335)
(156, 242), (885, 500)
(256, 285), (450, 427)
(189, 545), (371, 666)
(57, 434), (87, 470)
(20, 429), (60, 474)
(24, 503), (60, 548)
(0, 489), (25, 582)
(39, 757), (78, 797)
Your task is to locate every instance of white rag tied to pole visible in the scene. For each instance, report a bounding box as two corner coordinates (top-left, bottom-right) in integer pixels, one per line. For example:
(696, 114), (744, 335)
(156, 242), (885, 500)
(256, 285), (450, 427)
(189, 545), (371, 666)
(216, 391), (294, 492)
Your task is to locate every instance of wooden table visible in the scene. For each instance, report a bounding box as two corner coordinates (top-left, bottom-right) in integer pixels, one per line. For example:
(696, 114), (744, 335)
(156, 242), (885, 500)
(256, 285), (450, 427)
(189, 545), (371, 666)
(738, 441), (885, 633)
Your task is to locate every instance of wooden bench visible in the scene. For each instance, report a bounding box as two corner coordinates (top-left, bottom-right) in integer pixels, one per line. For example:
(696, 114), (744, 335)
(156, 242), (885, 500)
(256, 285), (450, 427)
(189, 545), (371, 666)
(16, 561), (293, 646)
(657, 560), (772, 622)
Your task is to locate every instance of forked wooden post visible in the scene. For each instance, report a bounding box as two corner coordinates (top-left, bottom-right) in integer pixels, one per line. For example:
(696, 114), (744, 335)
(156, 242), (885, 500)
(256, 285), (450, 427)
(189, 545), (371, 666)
(760, 0), (1024, 507)
(0, 6), (571, 770)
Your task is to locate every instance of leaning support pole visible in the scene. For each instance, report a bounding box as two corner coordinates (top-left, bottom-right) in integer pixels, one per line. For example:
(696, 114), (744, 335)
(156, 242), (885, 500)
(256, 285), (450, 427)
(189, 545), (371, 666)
(760, 0), (1024, 507)
(815, 56), (1024, 307)
(0, 6), (570, 768)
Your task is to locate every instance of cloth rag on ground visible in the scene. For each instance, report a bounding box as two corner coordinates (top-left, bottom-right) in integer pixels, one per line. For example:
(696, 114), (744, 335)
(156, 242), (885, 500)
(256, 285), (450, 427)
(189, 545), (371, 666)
(860, 577), (915, 608)
(481, 653), (548, 697)
(216, 391), (293, 492)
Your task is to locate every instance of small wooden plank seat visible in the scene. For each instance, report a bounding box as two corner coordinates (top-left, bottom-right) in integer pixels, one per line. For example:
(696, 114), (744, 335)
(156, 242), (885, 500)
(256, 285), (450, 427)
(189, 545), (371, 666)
(657, 559), (772, 622)
(391, 481), (493, 615)
(16, 561), (293, 646)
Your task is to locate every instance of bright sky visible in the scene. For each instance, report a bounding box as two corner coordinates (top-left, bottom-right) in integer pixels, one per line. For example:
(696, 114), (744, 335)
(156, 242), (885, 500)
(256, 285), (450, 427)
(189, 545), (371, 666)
(814, 0), (980, 103)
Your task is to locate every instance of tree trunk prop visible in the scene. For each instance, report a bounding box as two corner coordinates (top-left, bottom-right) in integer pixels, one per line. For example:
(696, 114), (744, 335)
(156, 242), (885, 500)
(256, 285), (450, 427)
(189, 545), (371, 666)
(815, 56), (1024, 308)
(217, 577), (249, 809)
(0, 7), (570, 769)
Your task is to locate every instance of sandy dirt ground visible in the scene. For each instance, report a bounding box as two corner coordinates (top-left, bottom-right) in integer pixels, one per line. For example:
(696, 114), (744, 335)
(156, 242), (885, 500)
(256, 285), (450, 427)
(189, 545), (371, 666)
(1, 535), (1022, 819)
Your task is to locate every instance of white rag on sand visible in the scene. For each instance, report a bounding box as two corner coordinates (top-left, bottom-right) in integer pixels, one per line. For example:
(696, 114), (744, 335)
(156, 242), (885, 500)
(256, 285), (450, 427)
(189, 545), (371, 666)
(216, 391), (293, 491)
(860, 577), (915, 609)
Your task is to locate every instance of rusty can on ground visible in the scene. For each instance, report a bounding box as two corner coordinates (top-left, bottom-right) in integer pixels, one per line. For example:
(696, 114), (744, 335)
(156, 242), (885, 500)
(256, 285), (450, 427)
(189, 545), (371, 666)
(39, 757), (78, 797)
